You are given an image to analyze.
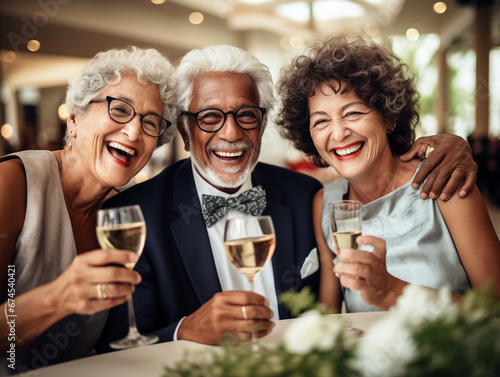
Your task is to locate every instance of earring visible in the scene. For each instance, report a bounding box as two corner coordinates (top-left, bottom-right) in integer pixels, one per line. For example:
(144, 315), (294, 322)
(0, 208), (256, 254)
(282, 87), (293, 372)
(67, 133), (72, 147)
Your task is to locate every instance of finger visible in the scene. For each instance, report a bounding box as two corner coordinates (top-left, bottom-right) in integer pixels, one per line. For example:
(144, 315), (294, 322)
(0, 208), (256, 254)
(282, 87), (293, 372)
(215, 290), (270, 307)
(239, 304), (274, 321)
(435, 168), (468, 201)
(400, 138), (432, 161)
(337, 248), (375, 264)
(411, 151), (445, 192)
(79, 249), (139, 267)
(87, 265), (142, 285)
(83, 296), (131, 315)
(95, 282), (135, 300)
(458, 169), (478, 198)
(357, 236), (386, 260)
(339, 274), (367, 291)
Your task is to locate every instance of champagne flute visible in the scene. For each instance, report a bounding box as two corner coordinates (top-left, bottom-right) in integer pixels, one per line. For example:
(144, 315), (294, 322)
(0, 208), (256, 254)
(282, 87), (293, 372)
(328, 200), (365, 337)
(328, 200), (363, 251)
(223, 216), (276, 351)
(96, 205), (158, 349)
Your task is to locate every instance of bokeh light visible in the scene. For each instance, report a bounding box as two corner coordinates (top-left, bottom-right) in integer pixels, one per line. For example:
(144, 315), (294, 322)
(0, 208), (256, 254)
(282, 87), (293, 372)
(27, 40), (41, 52)
(189, 12), (204, 24)
(406, 28), (420, 41)
(58, 104), (69, 121)
(433, 2), (447, 14)
(1, 124), (14, 139)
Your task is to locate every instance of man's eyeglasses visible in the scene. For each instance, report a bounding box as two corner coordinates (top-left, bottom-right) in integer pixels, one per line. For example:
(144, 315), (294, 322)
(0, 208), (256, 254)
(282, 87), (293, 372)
(181, 106), (266, 133)
(89, 96), (171, 137)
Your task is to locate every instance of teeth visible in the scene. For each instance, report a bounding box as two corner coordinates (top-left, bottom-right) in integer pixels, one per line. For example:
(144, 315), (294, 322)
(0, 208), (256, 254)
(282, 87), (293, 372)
(214, 151), (243, 158)
(108, 142), (135, 156)
(336, 143), (362, 156)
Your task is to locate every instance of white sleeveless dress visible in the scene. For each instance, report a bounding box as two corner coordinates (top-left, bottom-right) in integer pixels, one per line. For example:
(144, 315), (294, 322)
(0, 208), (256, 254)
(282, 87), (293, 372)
(0, 150), (108, 374)
(321, 164), (471, 313)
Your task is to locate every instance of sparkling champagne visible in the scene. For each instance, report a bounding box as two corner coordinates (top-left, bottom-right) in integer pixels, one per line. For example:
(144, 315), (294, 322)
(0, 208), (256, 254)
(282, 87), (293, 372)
(96, 221), (146, 268)
(331, 230), (362, 250)
(224, 234), (276, 280)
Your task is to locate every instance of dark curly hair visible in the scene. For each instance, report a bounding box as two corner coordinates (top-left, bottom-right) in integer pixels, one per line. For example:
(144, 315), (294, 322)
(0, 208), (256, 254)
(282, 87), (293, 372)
(275, 35), (420, 167)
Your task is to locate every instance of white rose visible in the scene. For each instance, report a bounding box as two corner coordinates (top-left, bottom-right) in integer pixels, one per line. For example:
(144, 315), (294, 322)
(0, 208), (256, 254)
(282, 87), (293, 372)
(284, 310), (346, 355)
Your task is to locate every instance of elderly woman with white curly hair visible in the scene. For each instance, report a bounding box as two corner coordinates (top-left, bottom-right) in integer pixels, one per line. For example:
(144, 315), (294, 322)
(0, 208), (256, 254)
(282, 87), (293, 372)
(0, 46), (177, 373)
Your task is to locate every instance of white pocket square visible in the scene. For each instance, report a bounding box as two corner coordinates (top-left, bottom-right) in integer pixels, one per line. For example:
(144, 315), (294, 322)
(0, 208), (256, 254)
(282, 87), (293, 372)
(300, 248), (319, 279)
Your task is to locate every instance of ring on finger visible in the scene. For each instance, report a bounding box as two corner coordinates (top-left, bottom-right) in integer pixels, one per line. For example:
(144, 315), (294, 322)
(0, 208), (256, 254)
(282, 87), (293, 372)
(101, 283), (108, 300)
(241, 305), (248, 320)
(97, 283), (108, 300)
(424, 145), (435, 159)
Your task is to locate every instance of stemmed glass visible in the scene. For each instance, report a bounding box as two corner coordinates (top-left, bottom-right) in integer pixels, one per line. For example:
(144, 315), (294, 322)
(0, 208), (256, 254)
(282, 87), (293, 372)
(328, 200), (365, 337)
(96, 205), (158, 349)
(223, 215), (276, 351)
(328, 200), (363, 251)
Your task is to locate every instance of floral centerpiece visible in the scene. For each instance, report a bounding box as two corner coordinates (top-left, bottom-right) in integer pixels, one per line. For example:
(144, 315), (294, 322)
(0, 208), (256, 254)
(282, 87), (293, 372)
(162, 285), (500, 377)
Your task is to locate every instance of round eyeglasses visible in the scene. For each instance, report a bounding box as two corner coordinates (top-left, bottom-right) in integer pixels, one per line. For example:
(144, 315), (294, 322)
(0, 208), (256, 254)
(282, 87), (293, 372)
(89, 96), (172, 137)
(181, 106), (266, 133)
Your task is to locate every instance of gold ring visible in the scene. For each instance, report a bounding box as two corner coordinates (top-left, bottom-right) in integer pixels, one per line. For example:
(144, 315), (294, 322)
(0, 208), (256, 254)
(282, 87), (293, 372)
(97, 283), (108, 300)
(101, 283), (108, 300)
(424, 145), (435, 159)
(241, 305), (248, 320)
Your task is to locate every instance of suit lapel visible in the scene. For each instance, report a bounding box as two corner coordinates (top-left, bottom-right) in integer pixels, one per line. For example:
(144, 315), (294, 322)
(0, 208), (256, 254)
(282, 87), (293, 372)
(170, 160), (222, 305)
(252, 165), (295, 318)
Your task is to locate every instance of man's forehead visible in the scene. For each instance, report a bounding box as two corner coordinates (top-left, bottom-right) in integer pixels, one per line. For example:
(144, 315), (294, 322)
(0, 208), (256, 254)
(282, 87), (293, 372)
(190, 71), (259, 109)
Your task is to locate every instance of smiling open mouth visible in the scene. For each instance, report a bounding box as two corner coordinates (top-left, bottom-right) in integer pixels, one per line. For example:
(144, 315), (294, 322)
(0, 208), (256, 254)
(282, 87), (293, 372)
(107, 141), (136, 163)
(334, 142), (364, 157)
(213, 150), (244, 158)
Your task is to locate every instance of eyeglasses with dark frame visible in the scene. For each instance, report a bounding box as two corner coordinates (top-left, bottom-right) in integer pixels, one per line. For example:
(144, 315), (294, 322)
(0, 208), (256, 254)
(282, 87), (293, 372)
(181, 106), (266, 133)
(89, 96), (172, 138)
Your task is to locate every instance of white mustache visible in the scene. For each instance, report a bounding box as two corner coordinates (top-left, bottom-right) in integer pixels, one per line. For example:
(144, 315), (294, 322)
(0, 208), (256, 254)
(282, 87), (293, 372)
(208, 142), (250, 151)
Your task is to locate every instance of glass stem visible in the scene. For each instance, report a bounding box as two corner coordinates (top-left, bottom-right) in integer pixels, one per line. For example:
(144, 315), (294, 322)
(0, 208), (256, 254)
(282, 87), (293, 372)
(126, 297), (141, 340)
(248, 278), (259, 352)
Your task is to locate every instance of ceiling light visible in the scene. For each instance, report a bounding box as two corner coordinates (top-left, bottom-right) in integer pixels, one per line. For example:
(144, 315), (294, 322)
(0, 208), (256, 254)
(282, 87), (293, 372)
(27, 40), (40, 52)
(151, 0), (166, 4)
(58, 104), (69, 121)
(289, 35), (304, 48)
(280, 37), (292, 50)
(406, 28), (420, 41)
(237, 0), (273, 4)
(276, 0), (365, 24)
(189, 12), (204, 24)
(1, 124), (14, 140)
(314, 0), (365, 21)
(433, 2), (447, 14)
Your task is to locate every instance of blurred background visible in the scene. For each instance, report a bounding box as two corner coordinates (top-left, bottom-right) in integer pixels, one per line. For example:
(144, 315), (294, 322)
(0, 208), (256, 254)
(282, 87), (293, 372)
(1, 0), (499, 229)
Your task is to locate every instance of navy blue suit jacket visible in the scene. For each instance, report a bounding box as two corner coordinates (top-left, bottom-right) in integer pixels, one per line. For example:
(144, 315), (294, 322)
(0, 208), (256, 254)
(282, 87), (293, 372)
(96, 159), (322, 351)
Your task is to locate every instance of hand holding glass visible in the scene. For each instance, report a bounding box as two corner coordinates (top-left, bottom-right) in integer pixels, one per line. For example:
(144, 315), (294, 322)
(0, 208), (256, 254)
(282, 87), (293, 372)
(223, 216), (276, 351)
(96, 205), (158, 349)
(328, 200), (363, 251)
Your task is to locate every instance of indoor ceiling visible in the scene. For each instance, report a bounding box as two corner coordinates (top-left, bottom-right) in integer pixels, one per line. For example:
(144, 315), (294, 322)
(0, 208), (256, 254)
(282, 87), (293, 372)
(0, 0), (498, 61)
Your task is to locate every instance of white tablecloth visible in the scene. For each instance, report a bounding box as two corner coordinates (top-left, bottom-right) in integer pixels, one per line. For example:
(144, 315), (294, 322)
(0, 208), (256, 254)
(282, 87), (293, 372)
(18, 311), (387, 377)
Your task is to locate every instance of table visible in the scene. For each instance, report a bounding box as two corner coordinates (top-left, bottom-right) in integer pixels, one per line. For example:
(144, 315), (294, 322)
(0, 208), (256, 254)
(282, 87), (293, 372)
(18, 311), (387, 377)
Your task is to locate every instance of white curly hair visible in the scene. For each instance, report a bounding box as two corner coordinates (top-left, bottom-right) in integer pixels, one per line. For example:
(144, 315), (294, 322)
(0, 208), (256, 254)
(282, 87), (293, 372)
(65, 46), (178, 146)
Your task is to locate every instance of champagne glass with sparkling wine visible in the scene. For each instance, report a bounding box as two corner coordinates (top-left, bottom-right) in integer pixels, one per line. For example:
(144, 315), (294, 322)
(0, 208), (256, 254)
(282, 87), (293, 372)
(328, 200), (363, 251)
(223, 215), (276, 351)
(96, 205), (158, 349)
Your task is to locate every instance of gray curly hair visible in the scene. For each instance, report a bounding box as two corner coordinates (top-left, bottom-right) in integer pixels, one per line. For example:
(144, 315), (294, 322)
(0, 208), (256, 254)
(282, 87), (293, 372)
(65, 46), (178, 146)
(175, 45), (275, 135)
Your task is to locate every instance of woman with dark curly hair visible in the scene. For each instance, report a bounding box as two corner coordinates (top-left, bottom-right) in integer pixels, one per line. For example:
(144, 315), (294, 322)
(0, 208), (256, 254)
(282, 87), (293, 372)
(276, 35), (500, 313)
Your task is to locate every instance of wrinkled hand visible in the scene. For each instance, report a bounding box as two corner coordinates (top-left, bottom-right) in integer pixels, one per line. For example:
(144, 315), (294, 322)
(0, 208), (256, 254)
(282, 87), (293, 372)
(54, 249), (141, 316)
(400, 134), (477, 201)
(177, 291), (275, 345)
(334, 236), (400, 310)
